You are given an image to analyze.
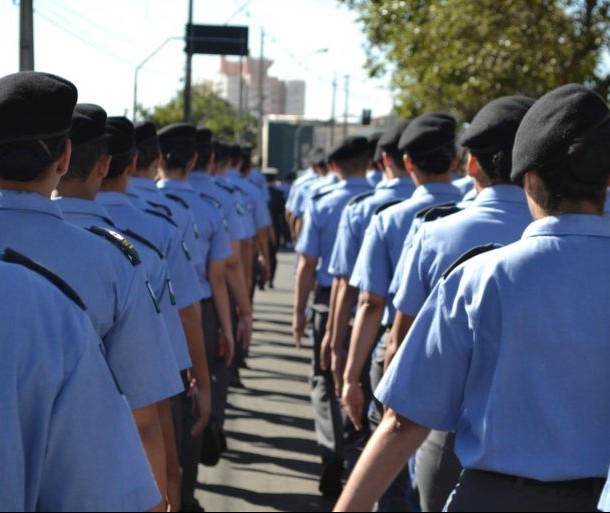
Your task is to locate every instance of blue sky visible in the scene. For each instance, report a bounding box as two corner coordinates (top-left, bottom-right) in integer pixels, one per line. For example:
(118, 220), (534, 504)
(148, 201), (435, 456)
(1, 0), (394, 121)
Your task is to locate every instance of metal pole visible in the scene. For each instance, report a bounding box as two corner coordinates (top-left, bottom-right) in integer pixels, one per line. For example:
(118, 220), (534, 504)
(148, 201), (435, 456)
(257, 29), (265, 155)
(19, 0), (34, 71)
(238, 56), (244, 143)
(343, 74), (350, 138)
(330, 73), (337, 147)
(184, 0), (194, 122)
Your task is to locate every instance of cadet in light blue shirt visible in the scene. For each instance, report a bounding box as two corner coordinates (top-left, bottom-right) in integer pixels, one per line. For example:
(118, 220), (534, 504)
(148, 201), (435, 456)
(0, 252), (161, 513)
(293, 135), (373, 498)
(336, 84), (610, 513)
(387, 96), (535, 512)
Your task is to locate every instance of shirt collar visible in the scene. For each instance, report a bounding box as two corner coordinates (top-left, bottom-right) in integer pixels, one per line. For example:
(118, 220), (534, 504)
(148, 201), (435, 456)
(376, 177), (413, 190)
(128, 177), (158, 193)
(53, 197), (115, 225)
(523, 214), (610, 239)
(156, 179), (195, 192)
(340, 177), (372, 189)
(412, 182), (460, 198)
(96, 191), (134, 207)
(473, 185), (526, 206)
(0, 189), (63, 220)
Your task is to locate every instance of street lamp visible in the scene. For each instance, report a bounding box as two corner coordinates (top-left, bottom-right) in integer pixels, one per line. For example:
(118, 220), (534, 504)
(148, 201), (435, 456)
(133, 36), (182, 122)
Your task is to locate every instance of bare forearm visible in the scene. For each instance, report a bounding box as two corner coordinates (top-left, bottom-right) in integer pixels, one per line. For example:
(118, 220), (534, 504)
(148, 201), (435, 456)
(209, 260), (233, 338)
(334, 410), (430, 512)
(385, 312), (415, 372)
(330, 278), (358, 352)
(325, 277), (340, 338)
(256, 227), (271, 266)
(157, 399), (180, 496)
(226, 242), (253, 316)
(345, 294), (385, 384)
(178, 303), (210, 389)
(133, 405), (167, 512)
(240, 239), (254, 293)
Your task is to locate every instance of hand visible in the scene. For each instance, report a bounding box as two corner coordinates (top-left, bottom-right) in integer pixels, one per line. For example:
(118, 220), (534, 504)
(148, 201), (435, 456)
(188, 383), (211, 436)
(331, 347), (347, 398)
(166, 473), (181, 513)
(258, 255), (270, 286)
(320, 330), (332, 371)
(220, 330), (235, 367)
(342, 381), (365, 431)
(236, 314), (253, 350)
(292, 310), (307, 349)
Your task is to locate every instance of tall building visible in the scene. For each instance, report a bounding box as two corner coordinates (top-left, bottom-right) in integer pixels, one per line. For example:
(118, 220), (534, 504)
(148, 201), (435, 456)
(217, 56), (306, 117)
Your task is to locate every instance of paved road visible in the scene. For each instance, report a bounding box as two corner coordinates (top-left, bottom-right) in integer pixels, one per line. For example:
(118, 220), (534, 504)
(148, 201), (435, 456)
(196, 251), (335, 512)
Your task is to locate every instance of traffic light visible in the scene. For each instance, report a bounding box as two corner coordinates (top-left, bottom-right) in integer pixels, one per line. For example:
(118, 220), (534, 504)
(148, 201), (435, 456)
(362, 109), (372, 125)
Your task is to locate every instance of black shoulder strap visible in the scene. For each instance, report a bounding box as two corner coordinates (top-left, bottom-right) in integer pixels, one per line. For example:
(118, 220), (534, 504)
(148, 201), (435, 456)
(145, 200), (173, 217)
(422, 204), (463, 223)
(216, 181), (236, 194)
(311, 188), (333, 202)
(442, 243), (500, 280)
(374, 199), (402, 215)
(348, 191), (375, 206)
(121, 228), (165, 260)
(144, 209), (179, 228)
(3, 248), (87, 310)
(164, 193), (190, 211)
(415, 202), (458, 220)
(88, 226), (141, 267)
(200, 192), (222, 209)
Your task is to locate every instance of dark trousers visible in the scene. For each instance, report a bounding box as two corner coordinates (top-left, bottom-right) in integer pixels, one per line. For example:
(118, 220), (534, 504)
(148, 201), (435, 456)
(269, 238), (278, 286)
(446, 469), (605, 512)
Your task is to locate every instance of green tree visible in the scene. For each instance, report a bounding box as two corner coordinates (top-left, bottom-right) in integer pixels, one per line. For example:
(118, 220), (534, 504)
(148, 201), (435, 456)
(340, 0), (610, 120)
(139, 82), (258, 147)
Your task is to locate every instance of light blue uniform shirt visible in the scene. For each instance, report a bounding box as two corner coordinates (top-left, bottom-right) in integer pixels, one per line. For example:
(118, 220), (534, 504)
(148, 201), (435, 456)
(128, 176), (201, 267)
(226, 168), (272, 230)
(329, 177), (416, 278)
(367, 169), (384, 187)
(394, 185), (531, 316)
(157, 179), (233, 298)
(97, 192), (204, 310)
(190, 171), (247, 241)
(0, 190), (182, 409)
(351, 182), (463, 323)
(55, 197), (192, 371)
(296, 177), (373, 288)
(286, 167), (316, 213)
(452, 174), (475, 195)
(0, 260), (161, 512)
(294, 173), (340, 219)
(214, 174), (256, 238)
(378, 214), (610, 480)
(248, 168), (271, 203)
(600, 470), (610, 511)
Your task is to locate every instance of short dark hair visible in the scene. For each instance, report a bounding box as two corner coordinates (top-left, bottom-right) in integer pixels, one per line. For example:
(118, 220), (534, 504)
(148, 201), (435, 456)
(240, 151), (251, 175)
(536, 138), (610, 213)
(161, 145), (195, 173)
(334, 153), (370, 176)
(0, 136), (67, 181)
(136, 138), (160, 170)
(196, 145), (213, 170)
(107, 149), (136, 179)
(387, 150), (405, 171)
(471, 148), (512, 185)
(408, 143), (455, 175)
(66, 139), (108, 181)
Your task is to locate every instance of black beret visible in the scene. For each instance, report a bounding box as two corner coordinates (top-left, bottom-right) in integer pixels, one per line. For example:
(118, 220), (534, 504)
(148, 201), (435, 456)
(212, 140), (231, 160)
(0, 71), (77, 145)
(460, 96), (535, 155)
(398, 112), (456, 156)
(378, 120), (411, 154)
(307, 147), (326, 166)
(196, 126), (213, 146)
(328, 136), (370, 162)
(70, 104), (108, 148)
(158, 123), (196, 153)
(106, 116), (135, 157)
(511, 84), (610, 181)
(134, 121), (158, 146)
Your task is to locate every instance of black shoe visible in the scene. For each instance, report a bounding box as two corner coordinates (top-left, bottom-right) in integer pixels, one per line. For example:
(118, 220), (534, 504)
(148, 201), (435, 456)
(230, 375), (246, 389)
(319, 459), (344, 498)
(181, 499), (206, 512)
(239, 360), (250, 370)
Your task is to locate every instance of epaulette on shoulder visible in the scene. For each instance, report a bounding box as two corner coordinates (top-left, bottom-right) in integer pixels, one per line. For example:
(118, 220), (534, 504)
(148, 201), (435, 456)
(375, 199), (402, 216)
(88, 225), (142, 267)
(442, 243), (500, 280)
(144, 209), (179, 229)
(121, 229), (165, 260)
(216, 181), (236, 194)
(146, 200), (173, 217)
(200, 193), (222, 209)
(348, 191), (375, 207)
(422, 204), (463, 223)
(164, 193), (190, 211)
(415, 202), (458, 220)
(3, 248), (87, 310)
(311, 188), (334, 202)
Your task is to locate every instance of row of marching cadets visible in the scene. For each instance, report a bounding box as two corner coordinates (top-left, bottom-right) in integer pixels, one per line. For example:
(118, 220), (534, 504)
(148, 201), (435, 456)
(0, 70), (272, 512)
(291, 85), (610, 512)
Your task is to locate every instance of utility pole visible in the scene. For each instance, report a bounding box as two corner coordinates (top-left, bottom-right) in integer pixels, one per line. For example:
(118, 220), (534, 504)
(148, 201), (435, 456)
(183, 0), (194, 122)
(330, 73), (337, 147)
(237, 56), (244, 143)
(343, 74), (350, 138)
(257, 29), (265, 155)
(20, 0), (35, 71)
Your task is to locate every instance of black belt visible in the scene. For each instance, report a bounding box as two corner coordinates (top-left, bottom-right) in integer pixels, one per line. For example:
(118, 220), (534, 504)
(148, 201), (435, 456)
(468, 469), (605, 491)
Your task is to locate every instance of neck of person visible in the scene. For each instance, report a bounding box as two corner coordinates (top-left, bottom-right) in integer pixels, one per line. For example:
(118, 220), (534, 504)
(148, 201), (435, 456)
(56, 178), (97, 201)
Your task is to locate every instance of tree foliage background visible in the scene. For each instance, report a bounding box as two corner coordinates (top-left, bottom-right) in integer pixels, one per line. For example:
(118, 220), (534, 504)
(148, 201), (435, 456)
(138, 82), (258, 147)
(339, 0), (610, 121)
